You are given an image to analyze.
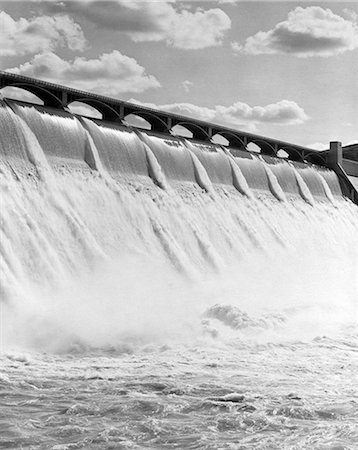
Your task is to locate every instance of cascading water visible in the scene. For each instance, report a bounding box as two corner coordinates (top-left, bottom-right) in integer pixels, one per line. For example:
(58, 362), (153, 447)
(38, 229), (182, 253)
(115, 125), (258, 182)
(1, 101), (357, 450)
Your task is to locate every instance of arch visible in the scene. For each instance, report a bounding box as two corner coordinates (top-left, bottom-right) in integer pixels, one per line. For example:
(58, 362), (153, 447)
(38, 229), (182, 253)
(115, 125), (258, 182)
(172, 121), (211, 141)
(67, 101), (103, 119)
(125, 110), (169, 133)
(211, 131), (246, 149)
(248, 139), (276, 156)
(73, 98), (121, 122)
(0, 86), (44, 105)
(2, 82), (62, 107)
(279, 146), (305, 162)
(303, 151), (327, 166)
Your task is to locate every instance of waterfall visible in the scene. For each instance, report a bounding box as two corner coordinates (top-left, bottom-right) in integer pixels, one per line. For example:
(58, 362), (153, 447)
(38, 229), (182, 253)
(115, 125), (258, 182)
(1, 101), (357, 351)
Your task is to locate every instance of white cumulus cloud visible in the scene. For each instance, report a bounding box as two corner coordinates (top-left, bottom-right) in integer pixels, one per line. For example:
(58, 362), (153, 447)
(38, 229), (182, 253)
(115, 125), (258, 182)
(44, 1), (231, 50)
(128, 98), (308, 131)
(7, 51), (160, 96)
(232, 6), (358, 57)
(166, 8), (231, 49)
(0, 11), (86, 56)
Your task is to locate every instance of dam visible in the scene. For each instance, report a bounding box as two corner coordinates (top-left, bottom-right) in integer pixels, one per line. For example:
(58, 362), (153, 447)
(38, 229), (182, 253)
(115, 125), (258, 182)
(0, 72), (358, 449)
(0, 71), (357, 204)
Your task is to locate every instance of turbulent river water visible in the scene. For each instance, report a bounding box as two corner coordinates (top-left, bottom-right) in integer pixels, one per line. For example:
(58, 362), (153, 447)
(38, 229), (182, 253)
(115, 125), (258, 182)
(0, 101), (357, 449)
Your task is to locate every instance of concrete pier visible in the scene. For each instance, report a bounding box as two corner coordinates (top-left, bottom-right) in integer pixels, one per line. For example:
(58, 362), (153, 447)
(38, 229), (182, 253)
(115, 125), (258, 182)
(327, 142), (358, 203)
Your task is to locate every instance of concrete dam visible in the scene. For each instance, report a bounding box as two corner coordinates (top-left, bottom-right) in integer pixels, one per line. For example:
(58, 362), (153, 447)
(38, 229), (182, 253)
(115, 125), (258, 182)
(1, 71), (358, 354)
(1, 70), (358, 450)
(0, 71), (357, 204)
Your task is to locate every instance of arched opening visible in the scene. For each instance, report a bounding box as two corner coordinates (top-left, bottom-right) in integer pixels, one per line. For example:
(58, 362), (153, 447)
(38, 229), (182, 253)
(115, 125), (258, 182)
(0, 86), (44, 105)
(249, 140), (276, 156)
(125, 111), (169, 133)
(171, 124), (193, 138)
(212, 131), (246, 149)
(1, 83), (63, 107)
(172, 122), (210, 141)
(277, 149), (289, 159)
(211, 134), (229, 146)
(281, 147), (304, 162)
(124, 113), (151, 130)
(71, 98), (121, 122)
(247, 142), (261, 153)
(67, 101), (102, 119)
(304, 152), (327, 166)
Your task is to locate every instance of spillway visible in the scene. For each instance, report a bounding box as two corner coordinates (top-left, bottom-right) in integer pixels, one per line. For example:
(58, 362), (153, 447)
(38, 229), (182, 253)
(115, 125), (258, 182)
(1, 100), (358, 449)
(1, 98), (357, 342)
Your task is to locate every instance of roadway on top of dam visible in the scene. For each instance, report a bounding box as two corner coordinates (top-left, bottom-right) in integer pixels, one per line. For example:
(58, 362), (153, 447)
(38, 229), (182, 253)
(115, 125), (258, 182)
(0, 70), (328, 166)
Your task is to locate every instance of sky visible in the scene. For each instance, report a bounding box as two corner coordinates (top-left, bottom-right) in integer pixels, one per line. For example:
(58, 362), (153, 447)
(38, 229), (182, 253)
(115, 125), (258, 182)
(0, 0), (357, 150)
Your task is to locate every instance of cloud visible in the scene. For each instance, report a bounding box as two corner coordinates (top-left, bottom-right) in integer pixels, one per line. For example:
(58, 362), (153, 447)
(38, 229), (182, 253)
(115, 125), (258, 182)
(232, 7), (358, 57)
(182, 80), (194, 92)
(0, 11), (86, 56)
(7, 51), (160, 96)
(166, 8), (231, 49)
(128, 98), (308, 131)
(343, 8), (358, 22)
(308, 142), (328, 151)
(44, 1), (231, 50)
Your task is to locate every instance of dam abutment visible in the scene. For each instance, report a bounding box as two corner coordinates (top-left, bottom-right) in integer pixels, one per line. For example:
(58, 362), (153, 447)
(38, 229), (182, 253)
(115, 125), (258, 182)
(327, 141), (358, 204)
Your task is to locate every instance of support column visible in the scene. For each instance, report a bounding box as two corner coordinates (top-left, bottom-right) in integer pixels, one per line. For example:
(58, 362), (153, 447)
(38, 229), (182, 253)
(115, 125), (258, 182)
(192, 129), (211, 141)
(151, 119), (170, 134)
(119, 104), (125, 120)
(61, 91), (68, 107)
(327, 141), (342, 169)
(167, 117), (172, 132)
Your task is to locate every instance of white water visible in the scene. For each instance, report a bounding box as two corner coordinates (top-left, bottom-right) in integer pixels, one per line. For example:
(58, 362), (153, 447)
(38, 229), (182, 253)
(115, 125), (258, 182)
(1, 102), (358, 449)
